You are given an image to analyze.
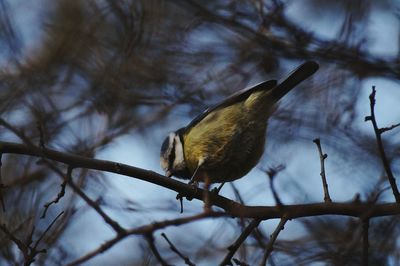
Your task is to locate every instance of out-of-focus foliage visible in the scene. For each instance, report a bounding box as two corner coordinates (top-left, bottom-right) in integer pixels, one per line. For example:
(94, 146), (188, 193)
(0, 0), (399, 265)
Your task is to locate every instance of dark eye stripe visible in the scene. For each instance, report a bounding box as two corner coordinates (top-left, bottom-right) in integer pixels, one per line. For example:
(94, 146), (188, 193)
(168, 137), (176, 170)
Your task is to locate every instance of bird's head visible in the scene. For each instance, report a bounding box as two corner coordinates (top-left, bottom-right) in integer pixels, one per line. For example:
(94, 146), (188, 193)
(160, 128), (190, 179)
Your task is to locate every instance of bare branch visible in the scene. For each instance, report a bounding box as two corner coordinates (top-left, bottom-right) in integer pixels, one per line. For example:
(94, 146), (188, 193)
(33, 211), (64, 251)
(161, 232), (195, 266)
(0, 223), (28, 255)
(259, 217), (288, 266)
(220, 219), (262, 266)
(0, 211), (64, 266)
(265, 165), (285, 206)
(365, 86), (400, 203)
(0, 153), (5, 212)
(362, 218), (369, 266)
(1, 141), (400, 220)
(313, 138), (332, 203)
(36, 121), (45, 149)
(41, 167), (72, 218)
(0, 118), (32, 144)
(66, 211), (227, 266)
(45, 163), (125, 235)
(146, 234), (171, 266)
(379, 122), (400, 134)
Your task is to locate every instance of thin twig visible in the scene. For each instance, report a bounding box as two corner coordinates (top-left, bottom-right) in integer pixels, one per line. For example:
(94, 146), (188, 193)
(362, 218), (369, 266)
(229, 183), (248, 261)
(233, 258), (250, 266)
(50, 164), (125, 235)
(259, 217), (288, 266)
(146, 234), (171, 266)
(161, 233), (195, 266)
(36, 121), (46, 149)
(265, 165), (285, 206)
(379, 122), (400, 134)
(0, 223), (28, 255)
(313, 138), (332, 203)
(0, 153), (5, 212)
(220, 219), (262, 266)
(33, 211), (64, 251)
(41, 167), (72, 218)
(0, 211), (64, 266)
(66, 211), (226, 266)
(365, 86), (400, 203)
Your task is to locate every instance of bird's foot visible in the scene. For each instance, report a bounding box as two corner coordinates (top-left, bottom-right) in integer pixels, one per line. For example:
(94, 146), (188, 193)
(211, 182), (225, 195)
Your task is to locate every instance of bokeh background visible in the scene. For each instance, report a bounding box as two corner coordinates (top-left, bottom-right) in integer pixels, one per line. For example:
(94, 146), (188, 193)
(0, 0), (400, 265)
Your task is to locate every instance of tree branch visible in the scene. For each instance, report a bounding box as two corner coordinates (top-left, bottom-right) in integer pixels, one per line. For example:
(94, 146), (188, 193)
(313, 138), (332, 203)
(146, 233), (171, 266)
(362, 218), (369, 266)
(220, 219), (262, 266)
(0, 141), (399, 220)
(0, 153), (5, 212)
(66, 211), (227, 266)
(161, 232), (195, 266)
(365, 86), (400, 203)
(0, 211), (64, 266)
(259, 217), (288, 266)
(41, 166), (71, 218)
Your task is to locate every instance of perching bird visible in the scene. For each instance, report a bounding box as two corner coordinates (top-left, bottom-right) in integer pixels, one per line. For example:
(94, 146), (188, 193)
(160, 61), (319, 184)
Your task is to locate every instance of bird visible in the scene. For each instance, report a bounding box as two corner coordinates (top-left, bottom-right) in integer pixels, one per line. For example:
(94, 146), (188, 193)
(160, 61), (319, 185)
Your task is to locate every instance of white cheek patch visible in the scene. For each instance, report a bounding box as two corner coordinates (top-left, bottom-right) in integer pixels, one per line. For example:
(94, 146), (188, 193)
(165, 133), (175, 162)
(173, 135), (185, 170)
(168, 133), (175, 150)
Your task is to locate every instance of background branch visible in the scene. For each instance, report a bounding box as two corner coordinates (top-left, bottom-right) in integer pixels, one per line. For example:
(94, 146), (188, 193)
(259, 217), (288, 266)
(313, 138), (332, 203)
(365, 86), (400, 203)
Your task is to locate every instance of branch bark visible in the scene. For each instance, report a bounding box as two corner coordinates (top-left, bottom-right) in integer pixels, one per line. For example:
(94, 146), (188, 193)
(0, 141), (399, 220)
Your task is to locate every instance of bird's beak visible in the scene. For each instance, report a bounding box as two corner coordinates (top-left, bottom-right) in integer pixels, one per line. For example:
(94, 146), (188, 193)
(165, 170), (172, 178)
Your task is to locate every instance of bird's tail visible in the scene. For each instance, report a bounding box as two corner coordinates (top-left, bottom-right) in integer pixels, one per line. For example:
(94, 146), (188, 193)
(270, 61), (319, 101)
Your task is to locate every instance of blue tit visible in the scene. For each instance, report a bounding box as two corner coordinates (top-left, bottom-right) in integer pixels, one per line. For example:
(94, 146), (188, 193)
(160, 61), (319, 183)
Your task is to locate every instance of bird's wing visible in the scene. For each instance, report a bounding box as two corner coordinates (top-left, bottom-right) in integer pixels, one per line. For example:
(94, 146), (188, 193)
(184, 60), (319, 131)
(184, 79), (277, 131)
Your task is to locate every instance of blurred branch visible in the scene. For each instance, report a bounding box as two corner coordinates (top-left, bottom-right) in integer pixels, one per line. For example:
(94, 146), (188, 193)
(362, 218), (369, 266)
(1, 141), (400, 220)
(0, 153), (5, 212)
(44, 163), (125, 234)
(0, 211), (63, 266)
(220, 218), (262, 266)
(146, 234), (171, 266)
(264, 165), (285, 206)
(259, 216), (288, 266)
(365, 86), (400, 203)
(66, 211), (227, 266)
(177, 0), (400, 79)
(41, 166), (71, 219)
(313, 138), (332, 203)
(161, 232), (195, 266)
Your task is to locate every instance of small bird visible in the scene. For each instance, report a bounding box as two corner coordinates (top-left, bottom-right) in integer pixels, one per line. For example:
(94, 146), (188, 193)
(160, 61), (319, 184)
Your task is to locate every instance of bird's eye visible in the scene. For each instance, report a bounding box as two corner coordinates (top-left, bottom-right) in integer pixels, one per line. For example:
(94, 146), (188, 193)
(168, 137), (176, 170)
